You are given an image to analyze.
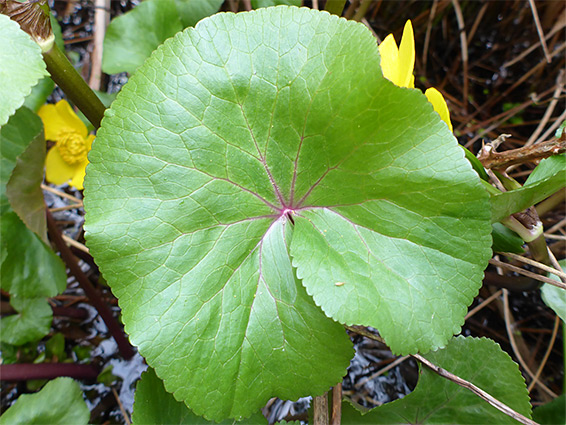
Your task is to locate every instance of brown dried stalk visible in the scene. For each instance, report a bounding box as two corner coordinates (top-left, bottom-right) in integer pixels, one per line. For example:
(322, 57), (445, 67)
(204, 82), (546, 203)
(478, 132), (566, 170)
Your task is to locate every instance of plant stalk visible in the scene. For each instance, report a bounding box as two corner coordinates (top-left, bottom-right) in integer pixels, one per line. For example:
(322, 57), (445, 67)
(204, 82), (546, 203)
(46, 208), (135, 359)
(42, 43), (106, 129)
(313, 393), (329, 425)
(0, 363), (100, 381)
(324, 0), (347, 16)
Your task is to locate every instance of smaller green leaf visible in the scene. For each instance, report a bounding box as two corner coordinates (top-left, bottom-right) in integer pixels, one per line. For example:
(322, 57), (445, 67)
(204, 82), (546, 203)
(341, 336), (532, 424)
(102, 0), (183, 75)
(173, 0), (223, 27)
(0, 211), (67, 298)
(463, 146), (489, 181)
(541, 259), (566, 322)
(491, 223), (524, 254)
(491, 154), (565, 223)
(0, 377), (89, 425)
(0, 296), (52, 346)
(555, 121), (565, 138)
(251, 0), (301, 8)
(23, 77), (55, 113)
(45, 333), (66, 361)
(132, 368), (269, 425)
(0, 107), (41, 214)
(0, 13), (49, 127)
(6, 110), (47, 242)
(532, 394), (566, 425)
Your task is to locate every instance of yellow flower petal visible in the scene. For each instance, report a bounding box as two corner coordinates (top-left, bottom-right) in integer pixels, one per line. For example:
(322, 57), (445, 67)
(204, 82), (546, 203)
(38, 100), (87, 141)
(425, 87), (453, 132)
(398, 20), (415, 88)
(45, 146), (81, 186)
(69, 159), (88, 190)
(379, 34), (400, 86)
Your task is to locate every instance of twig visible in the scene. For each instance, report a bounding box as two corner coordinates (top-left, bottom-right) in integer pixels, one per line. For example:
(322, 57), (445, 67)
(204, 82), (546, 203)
(503, 289), (558, 398)
(544, 234), (566, 241)
(527, 0), (551, 64)
(451, 0), (468, 114)
(489, 259), (566, 290)
(532, 108), (566, 147)
(313, 393), (329, 425)
(422, 0), (438, 71)
(344, 326), (539, 425)
(62, 233), (90, 254)
(527, 315), (561, 393)
(503, 17), (566, 68)
(46, 208), (135, 359)
(525, 70), (565, 147)
(458, 43), (566, 136)
(499, 252), (566, 282)
(112, 387), (131, 425)
(465, 289), (503, 320)
(477, 134), (566, 170)
(49, 203), (84, 212)
(89, 0), (110, 90)
(466, 2), (488, 47)
(546, 217), (566, 235)
(41, 183), (82, 204)
(330, 383), (342, 425)
(355, 355), (410, 389)
(547, 247), (565, 278)
(413, 353), (538, 425)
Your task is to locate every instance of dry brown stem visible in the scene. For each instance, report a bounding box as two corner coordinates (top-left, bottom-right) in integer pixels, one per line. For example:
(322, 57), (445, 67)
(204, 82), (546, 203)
(478, 133), (566, 170)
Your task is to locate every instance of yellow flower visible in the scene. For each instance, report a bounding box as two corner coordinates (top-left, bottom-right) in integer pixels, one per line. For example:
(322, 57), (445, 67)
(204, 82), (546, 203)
(379, 20), (453, 132)
(38, 100), (94, 190)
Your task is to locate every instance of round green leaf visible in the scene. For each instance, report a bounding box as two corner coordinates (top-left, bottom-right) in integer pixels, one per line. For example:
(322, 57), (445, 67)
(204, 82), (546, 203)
(85, 6), (490, 420)
(341, 336), (532, 424)
(0, 377), (89, 425)
(132, 368), (268, 425)
(0, 13), (49, 127)
(6, 110), (48, 242)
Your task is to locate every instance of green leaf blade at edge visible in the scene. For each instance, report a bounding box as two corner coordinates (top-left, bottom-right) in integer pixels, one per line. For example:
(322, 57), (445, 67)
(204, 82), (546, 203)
(132, 367), (269, 425)
(0, 14), (49, 127)
(341, 336), (532, 424)
(0, 377), (89, 425)
(491, 154), (565, 223)
(541, 259), (566, 322)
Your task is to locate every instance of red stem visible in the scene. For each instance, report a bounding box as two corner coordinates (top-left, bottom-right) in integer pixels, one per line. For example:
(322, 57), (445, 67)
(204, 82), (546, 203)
(46, 209), (134, 359)
(0, 363), (100, 381)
